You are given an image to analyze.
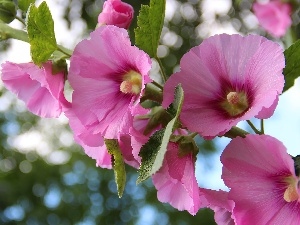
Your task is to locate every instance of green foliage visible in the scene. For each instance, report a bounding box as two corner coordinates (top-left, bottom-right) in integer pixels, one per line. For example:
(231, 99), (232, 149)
(18, 0), (35, 12)
(0, 0), (16, 23)
(137, 85), (184, 183)
(283, 39), (300, 92)
(104, 139), (126, 198)
(27, 1), (57, 66)
(134, 0), (165, 58)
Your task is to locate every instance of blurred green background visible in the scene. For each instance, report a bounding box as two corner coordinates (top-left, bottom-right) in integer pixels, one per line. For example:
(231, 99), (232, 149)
(1, 0), (299, 224)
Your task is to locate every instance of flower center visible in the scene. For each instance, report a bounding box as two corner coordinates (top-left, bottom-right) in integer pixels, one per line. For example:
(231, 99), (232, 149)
(283, 176), (299, 202)
(220, 91), (249, 116)
(120, 70), (142, 95)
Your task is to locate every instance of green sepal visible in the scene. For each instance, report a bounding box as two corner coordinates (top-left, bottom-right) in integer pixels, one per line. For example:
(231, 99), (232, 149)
(177, 136), (198, 158)
(0, 0), (16, 23)
(137, 85), (184, 184)
(283, 39), (300, 92)
(143, 106), (172, 136)
(104, 139), (126, 198)
(27, 1), (57, 66)
(134, 0), (166, 57)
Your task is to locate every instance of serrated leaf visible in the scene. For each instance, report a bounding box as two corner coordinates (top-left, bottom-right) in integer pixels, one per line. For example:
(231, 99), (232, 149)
(18, 0), (35, 12)
(27, 2), (57, 66)
(283, 39), (300, 92)
(104, 139), (126, 198)
(134, 0), (165, 57)
(137, 85), (184, 183)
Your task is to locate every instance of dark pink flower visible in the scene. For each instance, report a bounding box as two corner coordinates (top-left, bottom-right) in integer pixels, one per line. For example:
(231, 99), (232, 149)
(199, 188), (235, 225)
(163, 34), (284, 137)
(221, 134), (300, 225)
(98, 0), (134, 29)
(68, 25), (151, 140)
(1, 61), (69, 118)
(152, 142), (201, 215)
(253, 0), (292, 37)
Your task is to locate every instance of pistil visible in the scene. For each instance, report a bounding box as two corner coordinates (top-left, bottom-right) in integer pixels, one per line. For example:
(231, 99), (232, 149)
(120, 70), (142, 95)
(220, 91), (249, 116)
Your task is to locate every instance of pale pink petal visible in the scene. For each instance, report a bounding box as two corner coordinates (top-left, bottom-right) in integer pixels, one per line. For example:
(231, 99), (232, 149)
(1, 61), (68, 118)
(253, 0), (292, 37)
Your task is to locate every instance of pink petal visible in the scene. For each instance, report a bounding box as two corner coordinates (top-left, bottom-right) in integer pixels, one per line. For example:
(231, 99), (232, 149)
(163, 34), (284, 137)
(68, 25), (151, 139)
(98, 0), (134, 29)
(1, 61), (68, 118)
(221, 134), (300, 225)
(253, 1), (292, 37)
(152, 142), (201, 215)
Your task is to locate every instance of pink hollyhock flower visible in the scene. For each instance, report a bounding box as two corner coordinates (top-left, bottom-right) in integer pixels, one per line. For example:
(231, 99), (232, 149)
(152, 142), (200, 215)
(65, 109), (112, 169)
(221, 134), (300, 225)
(68, 25), (151, 140)
(253, 0), (292, 37)
(98, 0), (134, 29)
(199, 188), (235, 225)
(163, 34), (284, 137)
(1, 61), (69, 118)
(66, 108), (141, 169)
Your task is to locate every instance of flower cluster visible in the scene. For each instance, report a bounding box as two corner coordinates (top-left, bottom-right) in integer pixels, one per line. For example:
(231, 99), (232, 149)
(1, 0), (299, 224)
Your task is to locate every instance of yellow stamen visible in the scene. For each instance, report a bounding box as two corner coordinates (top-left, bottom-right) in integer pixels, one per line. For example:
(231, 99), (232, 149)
(283, 176), (299, 202)
(120, 70), (142, 95)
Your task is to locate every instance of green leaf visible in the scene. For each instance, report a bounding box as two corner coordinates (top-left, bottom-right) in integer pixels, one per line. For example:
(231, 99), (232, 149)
(283, 39), (300, 92)
(18, 0), (35, 12)
(137, 85), (184, 183)
(0, 0), (17, 23)
(104, 139), (126, 198)
(134, 0), (165, 57)
(27, 2), (57, 66)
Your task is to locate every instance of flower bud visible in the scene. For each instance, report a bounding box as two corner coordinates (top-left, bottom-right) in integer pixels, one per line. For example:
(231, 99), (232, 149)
(98, 0), (134, 29)
(0, 0), (16, 24)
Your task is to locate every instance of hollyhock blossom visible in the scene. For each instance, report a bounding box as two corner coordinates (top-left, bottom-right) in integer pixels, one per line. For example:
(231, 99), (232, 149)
(221, 134), (300, 225)
(66, 108), (141, 169)
(163, 34), (284, 137)
(1, 61), (69, 118)
(98, 0), (134, 29)
(68, 25), (151, 140)
(152, 142), (201, 215)
(199, 188), (235, 225)
(253, 0), (292, 37)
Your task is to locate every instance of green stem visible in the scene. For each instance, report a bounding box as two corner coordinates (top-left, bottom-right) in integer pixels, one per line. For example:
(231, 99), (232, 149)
(57, 45), (72, 58)
(189, 132), (198, 139)
(140, 83), (163, 104)
(246, 120), (261, 134)
(260, 119), (264, 134)
(283, 27), (297, 49)
(155, 57), (167, 83)
(152, 80), (163, 90)
(15, 16), (26, 26)
(0, 21), (28, 42)
(223, 126), (249, 139)
(0, 21), (73, 57)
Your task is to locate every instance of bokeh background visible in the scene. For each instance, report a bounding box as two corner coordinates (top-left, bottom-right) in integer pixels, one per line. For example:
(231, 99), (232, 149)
(1, 0), (300, 224)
